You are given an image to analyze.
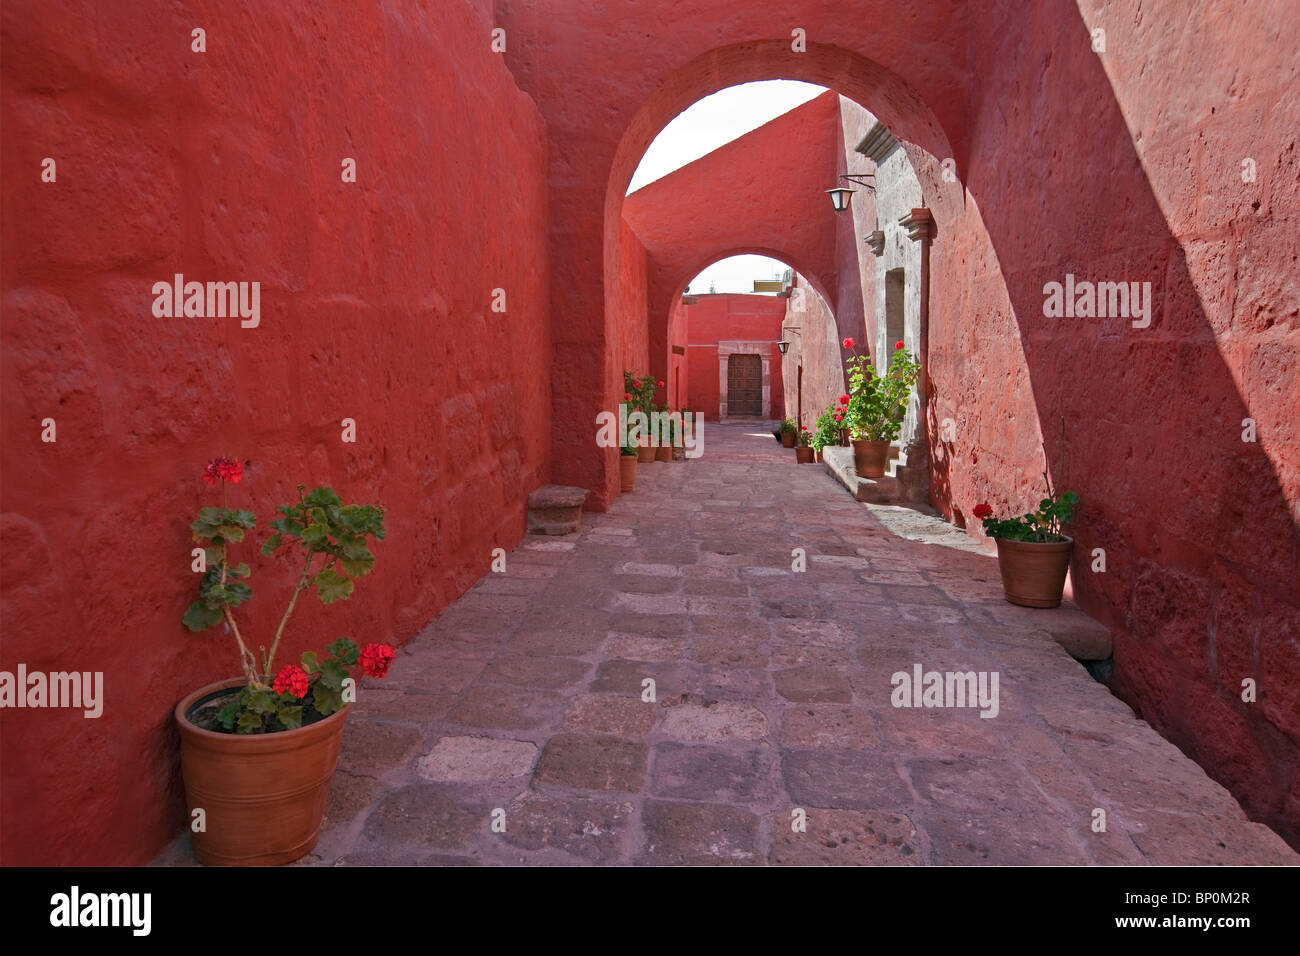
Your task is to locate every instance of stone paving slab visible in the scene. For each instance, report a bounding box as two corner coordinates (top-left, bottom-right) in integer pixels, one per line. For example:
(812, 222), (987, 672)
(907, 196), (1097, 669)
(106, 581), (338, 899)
(154, 423), (1299, 867)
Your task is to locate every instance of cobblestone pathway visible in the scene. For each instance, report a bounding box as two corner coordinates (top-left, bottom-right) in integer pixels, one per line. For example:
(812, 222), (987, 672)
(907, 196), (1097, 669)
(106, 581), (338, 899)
(163, 423), (1298, 866)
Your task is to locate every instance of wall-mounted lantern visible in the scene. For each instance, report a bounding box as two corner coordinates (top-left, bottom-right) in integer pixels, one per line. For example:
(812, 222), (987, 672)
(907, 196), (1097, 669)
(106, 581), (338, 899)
(826, 173), (877, 213)
(777, 326), (802, 354)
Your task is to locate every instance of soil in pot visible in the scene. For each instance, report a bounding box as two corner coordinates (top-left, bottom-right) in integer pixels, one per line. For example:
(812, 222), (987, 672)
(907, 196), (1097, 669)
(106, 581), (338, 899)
(176, 678), (349, 866)
(995, 536), (1074, 608)
(619, 454), (637, 491)
(852, 439), (891, 477)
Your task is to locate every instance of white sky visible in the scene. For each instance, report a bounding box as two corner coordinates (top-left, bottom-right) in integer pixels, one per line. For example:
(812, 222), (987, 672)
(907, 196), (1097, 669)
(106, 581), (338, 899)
(628, 80), (827, 294)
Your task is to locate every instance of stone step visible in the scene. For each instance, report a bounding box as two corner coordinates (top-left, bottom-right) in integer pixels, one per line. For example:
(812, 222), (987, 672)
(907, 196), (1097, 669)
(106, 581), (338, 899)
(526, 484), (590, 535)
(821, 446), (909, 504)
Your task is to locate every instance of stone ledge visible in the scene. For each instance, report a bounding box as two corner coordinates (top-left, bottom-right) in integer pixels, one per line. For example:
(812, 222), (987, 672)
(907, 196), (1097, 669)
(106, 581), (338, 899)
(526, 484), (590, 536)
(975, 600), (1114, 661)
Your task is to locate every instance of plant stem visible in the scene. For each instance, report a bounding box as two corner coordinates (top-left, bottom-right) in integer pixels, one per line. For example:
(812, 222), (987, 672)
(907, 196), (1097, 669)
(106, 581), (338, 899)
(263, 549), (318, 677)
(217, 540), (257, 684)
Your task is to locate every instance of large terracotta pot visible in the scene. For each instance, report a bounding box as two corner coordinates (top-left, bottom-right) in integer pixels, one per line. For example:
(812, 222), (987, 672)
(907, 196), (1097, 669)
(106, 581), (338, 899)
(781, 432), (796, 448)
(656, 444), (673, 462)
(619, 454), (637, 491)
(795, 446), (814, 464)
(995, 536), (1074, 608)
(636, 444), (655, 463)
(175, 678), (349, 866)
(852, 439), (891, 477)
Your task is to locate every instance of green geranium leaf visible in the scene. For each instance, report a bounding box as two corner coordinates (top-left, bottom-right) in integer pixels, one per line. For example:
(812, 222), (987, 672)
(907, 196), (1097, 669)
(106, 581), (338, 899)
(236, 711), (264, 734)
(215, 701), (240, 731)
(275, 704), (303, 730)
(247, 689), (276, 715)
(312, 683), (344, 717)
(301, 651), (318, 675)
(314, 568), (354, 604)
(261, 533), (282, 556)
(339, 544), (374, 577)
(326, 637), (359, 665)
(182, 600), (223, 632)
(319, 658), (348, 691)
(301, 523), (329, 546)
(233, 562), (251, 578)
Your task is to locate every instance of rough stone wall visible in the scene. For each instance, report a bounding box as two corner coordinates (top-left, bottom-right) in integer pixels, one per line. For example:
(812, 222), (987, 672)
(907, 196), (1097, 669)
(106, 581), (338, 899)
(955, 0), (1300, 841)
(779, 275), (845, 429)
(835, 97), (878, 352)
(613, 218), (651, 382)
(0, 0), (551, 864)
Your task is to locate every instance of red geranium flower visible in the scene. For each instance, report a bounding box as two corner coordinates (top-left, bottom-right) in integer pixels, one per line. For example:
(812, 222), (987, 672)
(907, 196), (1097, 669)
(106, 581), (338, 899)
(624, 392), (632, 400)
(842, 337), (855, 349)
(973, 503), (994, 520)
(834, 414), (843, 422)
(657, 379), (665, 387)
(359, 643), (396, 679)
(272, 664), (310, 699)
(895, 340), (905, 350)
(632, 380), (642, 389)
(838, 393), (850, 405)
(202, 457), (244, 485)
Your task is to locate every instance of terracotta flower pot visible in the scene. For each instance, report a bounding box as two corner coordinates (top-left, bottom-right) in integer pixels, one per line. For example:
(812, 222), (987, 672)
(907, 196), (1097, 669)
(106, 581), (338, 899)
(852, 439), (891, 477)
(995, 536), (1074, 608)
(795, 446), (814, 463)
(637, 444), (655, 463)
(175, 677), (349, 866)
(619, 454), (637, 491)
(781, 432), (796, 448)
(656, 444), (673, 462)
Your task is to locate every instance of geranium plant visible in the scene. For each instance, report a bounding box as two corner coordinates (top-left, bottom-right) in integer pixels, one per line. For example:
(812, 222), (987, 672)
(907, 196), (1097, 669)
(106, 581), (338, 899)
(797, 426), (813, 447)
(974, 478), (1079, 542)
(779, 417), (798, 436)
(843, 341), (919, 442)
(183, 457), (393, 734)
(622, 371), (655, 415)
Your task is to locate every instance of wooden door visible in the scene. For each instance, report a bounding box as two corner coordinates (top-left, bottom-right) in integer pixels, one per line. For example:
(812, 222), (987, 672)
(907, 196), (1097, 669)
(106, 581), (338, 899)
(727, 353), (762, 416)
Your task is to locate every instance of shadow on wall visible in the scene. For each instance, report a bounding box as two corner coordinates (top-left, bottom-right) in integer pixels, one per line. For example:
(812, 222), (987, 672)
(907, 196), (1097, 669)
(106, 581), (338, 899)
(960, 3), (1300, 843)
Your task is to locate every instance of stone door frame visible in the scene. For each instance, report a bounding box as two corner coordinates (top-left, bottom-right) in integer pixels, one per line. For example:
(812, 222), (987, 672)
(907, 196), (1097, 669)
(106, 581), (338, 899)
(718, 341), (771, 419)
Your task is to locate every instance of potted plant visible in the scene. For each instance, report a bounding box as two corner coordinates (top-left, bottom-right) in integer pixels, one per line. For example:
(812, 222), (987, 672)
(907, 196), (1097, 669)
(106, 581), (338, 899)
(623, 372), (657, 462)
(811, 398), (849, 462)
(973, 479), (1080, 608)
(795, 426), (814, 463)
(779, 417), (798, 448)
(843, 340), (918, 477)
(620, 443), (637, 491)
(176, 457), (393, 866)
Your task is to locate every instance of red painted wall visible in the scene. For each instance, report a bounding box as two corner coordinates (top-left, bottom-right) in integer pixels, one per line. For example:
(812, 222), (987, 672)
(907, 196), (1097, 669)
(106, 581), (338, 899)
(1, 1), (551, 864)
(682, 294), (786, 420)
(612, 218), (650, 382)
